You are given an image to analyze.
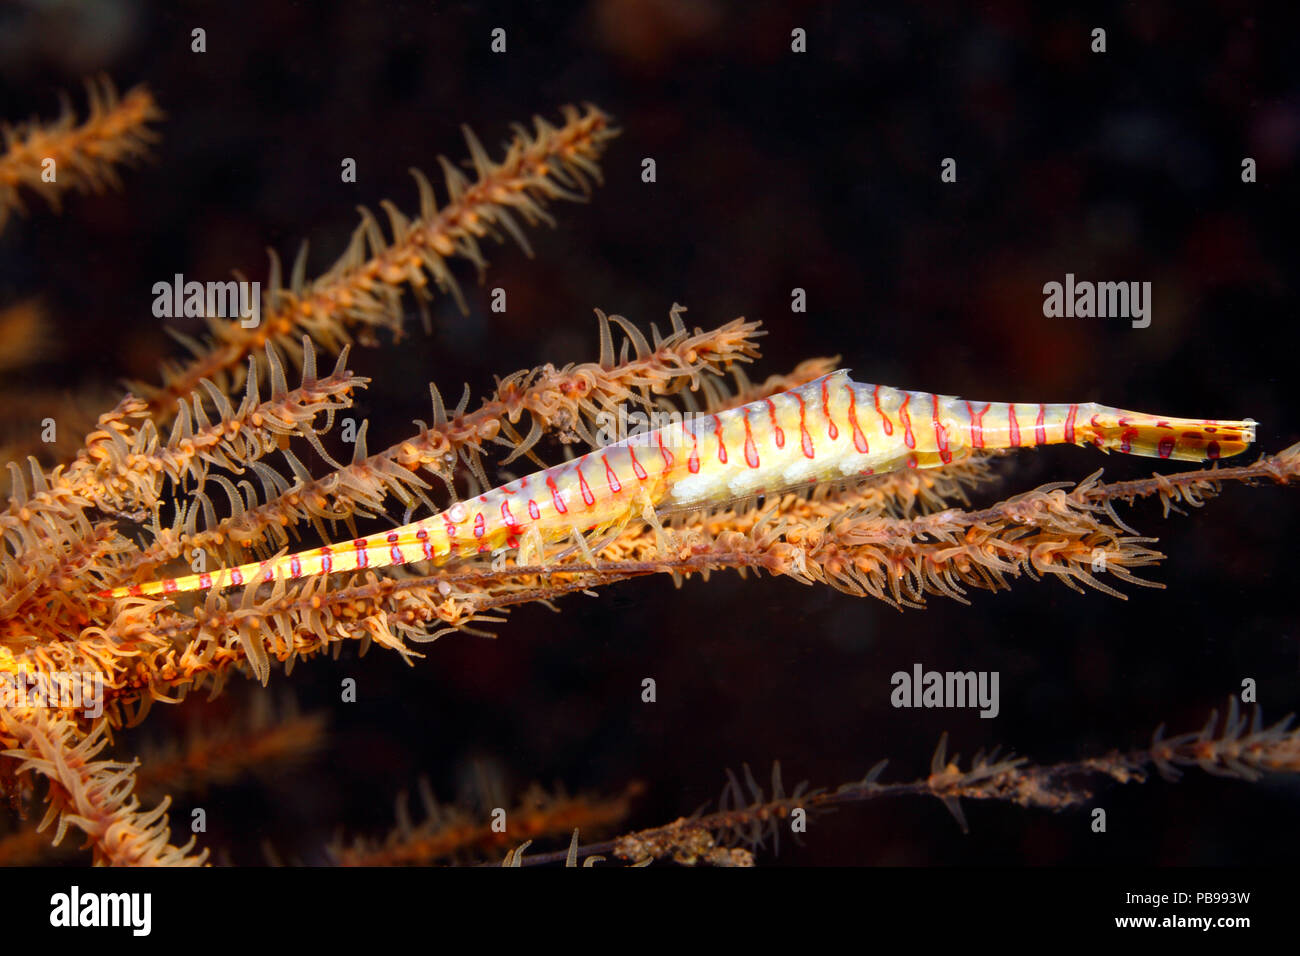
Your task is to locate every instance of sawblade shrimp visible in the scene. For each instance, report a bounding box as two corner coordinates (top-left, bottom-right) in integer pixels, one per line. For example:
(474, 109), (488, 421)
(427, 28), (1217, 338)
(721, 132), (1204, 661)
(101, 370), (1256, 599)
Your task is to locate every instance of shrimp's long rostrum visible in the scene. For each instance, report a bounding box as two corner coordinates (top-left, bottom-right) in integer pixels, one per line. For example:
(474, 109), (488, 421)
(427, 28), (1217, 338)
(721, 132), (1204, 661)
(103, 370), (1257, 599)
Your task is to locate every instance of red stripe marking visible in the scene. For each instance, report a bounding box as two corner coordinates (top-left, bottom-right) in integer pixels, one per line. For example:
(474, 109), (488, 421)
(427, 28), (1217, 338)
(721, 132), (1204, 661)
(577, 464), (596, 506)
(656, 433), (675, 472)
(1008, 405), (1021, 447)
(442, 514), (458, 538)
(629, 447), (648, 481)
(1090, 412), (1105, 447)
(386, 532), (399, 543)
(1064, 404), (1078, 444)
(528, 499), (540, 520)
(473, 513), (486, 537)
(906, 453), (918, 469)
(390, 545), (404, 563)
(1034, 405), (1047, 446)
(199, 572), (212, 589)
(129, 585), (144, 597)
(687, 425), (700, 474)
(230, 569), (244, 586)
(546, 475), (567, 513)
(355, 540), (369, 568)
(603, 454), (622, 493)
(712, 414), (728, 463)
(1158, 437), (1175, 458)
(320, 547), (333, 574)
(931, 394), (951, 464)
(873, 385), (893, 436)
(289, 556), (302, 578)
(1120, 428), (1138, 454)
(846, 385), (868, 453)
(1207, 440), (1221, 460)
(767, 399), (785, 448)
(796, 394), (814, 458)
(967, 401), (989, 449)
(506, 534), (519, 549)
(743, 415), (759, 468)
(821, 378), (838, 440)
(422, 540), (434, 560)
(501, 499), (518, 530)
(899, 393), (915, 449)
(164, 578), (178, 593)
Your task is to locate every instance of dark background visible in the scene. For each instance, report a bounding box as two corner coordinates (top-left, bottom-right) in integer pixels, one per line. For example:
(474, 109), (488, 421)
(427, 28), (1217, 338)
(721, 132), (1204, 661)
(1, 0), (1297, 864)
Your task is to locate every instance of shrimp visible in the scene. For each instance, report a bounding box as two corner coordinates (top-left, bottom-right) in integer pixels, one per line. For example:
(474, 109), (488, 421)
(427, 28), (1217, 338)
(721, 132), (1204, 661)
(101, 370), (1256, 599)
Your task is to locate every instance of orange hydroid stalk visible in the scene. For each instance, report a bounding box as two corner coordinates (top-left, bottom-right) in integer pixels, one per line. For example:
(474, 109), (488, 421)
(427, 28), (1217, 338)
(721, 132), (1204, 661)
(0, 76), (160, 231)
(136, 103), (619, 420)
(101, 370), (1256, 599)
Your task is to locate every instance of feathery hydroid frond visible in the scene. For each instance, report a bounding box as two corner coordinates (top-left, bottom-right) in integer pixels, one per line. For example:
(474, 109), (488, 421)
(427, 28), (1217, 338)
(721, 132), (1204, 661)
(520, 700), (1300, 866)
(0, 76), (160, 232)
(134, 104), (619, 422)
(0, 709), (205, 866)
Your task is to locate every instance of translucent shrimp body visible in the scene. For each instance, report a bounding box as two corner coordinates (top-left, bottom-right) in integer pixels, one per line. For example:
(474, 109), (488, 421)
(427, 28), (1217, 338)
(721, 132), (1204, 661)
(103, 370), (1256, 599)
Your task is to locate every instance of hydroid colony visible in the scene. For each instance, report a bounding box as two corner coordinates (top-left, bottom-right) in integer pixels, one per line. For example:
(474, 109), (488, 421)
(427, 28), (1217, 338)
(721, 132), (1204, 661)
(0, 79), (1296, 866)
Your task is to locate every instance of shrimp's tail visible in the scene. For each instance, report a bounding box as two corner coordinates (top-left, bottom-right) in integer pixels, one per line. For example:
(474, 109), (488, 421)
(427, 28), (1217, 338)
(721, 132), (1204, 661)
(1079, 405), (1256, 463)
